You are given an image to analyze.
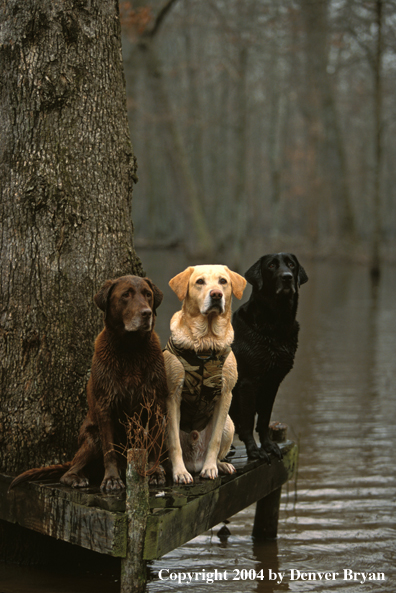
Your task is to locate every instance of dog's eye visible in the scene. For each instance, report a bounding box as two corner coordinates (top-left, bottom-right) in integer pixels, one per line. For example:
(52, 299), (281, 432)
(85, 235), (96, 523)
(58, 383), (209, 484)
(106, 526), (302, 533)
(196, 278), (205, 285)
(122, 291), (130, 298)
(268, 263), (275, 269)
(219, 278), (227, 285)
(288, 262), (295, 269)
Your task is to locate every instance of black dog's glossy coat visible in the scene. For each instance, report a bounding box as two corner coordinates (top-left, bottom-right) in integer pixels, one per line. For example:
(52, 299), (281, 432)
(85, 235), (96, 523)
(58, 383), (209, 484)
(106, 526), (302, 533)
(230, 253), (308, 461)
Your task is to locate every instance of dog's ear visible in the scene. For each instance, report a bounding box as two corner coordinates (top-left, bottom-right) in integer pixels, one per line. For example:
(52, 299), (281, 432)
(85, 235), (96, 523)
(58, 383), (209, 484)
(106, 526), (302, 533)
(244, 258), (264, 291)
(143, 278), (163, 313)
(169, 267), (194, 301)
(298, 265), (309, 287)
(226, 267), (247, 299)
(289, 254), (309, 287)
(94, 279), (115, 312)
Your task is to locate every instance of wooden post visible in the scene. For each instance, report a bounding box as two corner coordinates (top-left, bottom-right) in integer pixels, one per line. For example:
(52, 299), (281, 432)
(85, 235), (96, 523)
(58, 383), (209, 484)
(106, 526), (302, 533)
(252, 486), (282, 539)
(268, 421), (288, 443)
(252, 422), (288, 540)
(121, 449), (149, 593)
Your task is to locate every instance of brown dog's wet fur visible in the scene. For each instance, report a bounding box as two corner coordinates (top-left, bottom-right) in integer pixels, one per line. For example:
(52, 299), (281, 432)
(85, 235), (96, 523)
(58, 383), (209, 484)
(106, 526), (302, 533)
(9, 275), (168, 493)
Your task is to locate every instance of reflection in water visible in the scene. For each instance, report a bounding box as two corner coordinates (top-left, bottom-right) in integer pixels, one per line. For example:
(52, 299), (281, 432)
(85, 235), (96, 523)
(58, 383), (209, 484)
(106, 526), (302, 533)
(1, 256), (396, 592)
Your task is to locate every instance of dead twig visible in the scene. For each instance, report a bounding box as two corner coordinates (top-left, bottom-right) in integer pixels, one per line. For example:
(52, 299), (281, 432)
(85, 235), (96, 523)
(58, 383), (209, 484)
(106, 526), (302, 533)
(115, 396), (168, 478)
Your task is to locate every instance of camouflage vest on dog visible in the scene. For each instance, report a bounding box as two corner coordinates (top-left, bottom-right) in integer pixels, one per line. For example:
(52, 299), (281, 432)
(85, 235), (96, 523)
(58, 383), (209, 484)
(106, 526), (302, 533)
(165, 338), (232, 433)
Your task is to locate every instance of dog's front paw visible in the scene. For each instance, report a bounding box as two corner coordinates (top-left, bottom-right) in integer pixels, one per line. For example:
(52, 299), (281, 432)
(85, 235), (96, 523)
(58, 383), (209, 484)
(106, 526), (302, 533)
(217, 461), (236, 475)
(60, 472), (89, 489)
(148, 463), (166, 486)
(200, 464), (219, 480)
(260, 438), (283, 463)
(245, 440), (261, 460)
(173, 470), (194, 484)
(100, 476), (125, 492)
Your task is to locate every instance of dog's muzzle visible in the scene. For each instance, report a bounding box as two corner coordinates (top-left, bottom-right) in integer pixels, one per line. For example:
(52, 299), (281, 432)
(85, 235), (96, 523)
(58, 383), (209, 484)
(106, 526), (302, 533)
(276, 272), (295, 295)
(124, 310), (153, 331)
(201, 289), (225, 314)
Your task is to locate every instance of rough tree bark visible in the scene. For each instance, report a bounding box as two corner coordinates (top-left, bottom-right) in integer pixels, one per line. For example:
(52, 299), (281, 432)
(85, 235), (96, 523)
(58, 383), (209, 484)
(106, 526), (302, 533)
(0, 0), (143, 475)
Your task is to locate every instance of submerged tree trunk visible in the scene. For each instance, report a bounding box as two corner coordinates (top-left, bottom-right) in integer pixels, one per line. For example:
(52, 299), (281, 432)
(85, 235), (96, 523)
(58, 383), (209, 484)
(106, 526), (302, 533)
(0, 0), (143, 474)
(370, 0), (383, 279)
(122, 0), (213, 257)
(142, 42), (214, 257)
(299, 0), (356, 247)
(231, 44), (249, 271)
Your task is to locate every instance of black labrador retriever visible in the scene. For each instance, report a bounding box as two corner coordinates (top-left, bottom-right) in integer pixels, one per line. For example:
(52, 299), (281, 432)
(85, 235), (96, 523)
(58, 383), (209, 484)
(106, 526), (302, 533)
(230, 253), (308, 461)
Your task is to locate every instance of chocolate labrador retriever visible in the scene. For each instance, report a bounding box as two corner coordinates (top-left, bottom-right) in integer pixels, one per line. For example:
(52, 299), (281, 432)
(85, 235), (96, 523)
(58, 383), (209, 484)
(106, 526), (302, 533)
(9, 275), (167, 492)
(230, 253), (308, 461)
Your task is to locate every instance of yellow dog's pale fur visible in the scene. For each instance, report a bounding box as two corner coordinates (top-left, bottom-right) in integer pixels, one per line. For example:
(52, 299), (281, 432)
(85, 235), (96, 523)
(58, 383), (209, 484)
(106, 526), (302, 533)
(164, 265), (246, 484)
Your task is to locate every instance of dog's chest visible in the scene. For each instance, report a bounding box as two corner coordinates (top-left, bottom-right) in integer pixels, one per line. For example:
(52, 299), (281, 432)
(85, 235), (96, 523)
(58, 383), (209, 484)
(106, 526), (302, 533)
(249, 324), (298, 373)
(165, 339), (230, 432)
(107, 361), (154, 412)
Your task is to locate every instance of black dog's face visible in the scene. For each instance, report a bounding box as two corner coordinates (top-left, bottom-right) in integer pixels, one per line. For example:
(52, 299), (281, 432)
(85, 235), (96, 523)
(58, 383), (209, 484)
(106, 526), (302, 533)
(262, 253), (298, 296)
(245, 253), (308, 297)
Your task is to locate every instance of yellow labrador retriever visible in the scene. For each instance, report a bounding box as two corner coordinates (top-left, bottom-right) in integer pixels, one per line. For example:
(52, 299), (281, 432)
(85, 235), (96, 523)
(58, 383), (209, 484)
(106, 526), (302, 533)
(164, 265), (246, 484)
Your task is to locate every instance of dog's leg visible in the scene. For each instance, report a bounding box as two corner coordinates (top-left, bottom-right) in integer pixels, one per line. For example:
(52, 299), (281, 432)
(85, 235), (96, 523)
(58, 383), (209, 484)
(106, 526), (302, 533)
(256, 382), (282, 462)
(97, 415), (126, 492)
(200, 391), (235, 479)
(147, 409), (166, 486)
(60, 449), (92, 488)
(201, 352), (237, 479)
(234, 377), (261, 460)
(216, 415), (236, 475)
(164, 351), (194, 484)
(60, 416), (100, 488)
(167, 388), (194, 484)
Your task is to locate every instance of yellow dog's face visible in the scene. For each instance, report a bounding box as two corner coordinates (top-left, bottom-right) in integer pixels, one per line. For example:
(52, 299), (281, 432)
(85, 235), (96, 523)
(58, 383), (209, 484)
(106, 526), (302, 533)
(169, 264), (246, 316)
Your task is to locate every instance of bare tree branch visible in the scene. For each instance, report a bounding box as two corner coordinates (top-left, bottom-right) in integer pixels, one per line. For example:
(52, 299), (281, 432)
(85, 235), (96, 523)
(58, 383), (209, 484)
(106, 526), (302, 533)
(146, 0), (180, 38)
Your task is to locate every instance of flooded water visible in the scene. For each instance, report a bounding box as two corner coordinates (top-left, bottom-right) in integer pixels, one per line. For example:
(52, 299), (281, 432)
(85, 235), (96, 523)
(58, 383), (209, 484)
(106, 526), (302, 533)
(1, 254), (396, 592)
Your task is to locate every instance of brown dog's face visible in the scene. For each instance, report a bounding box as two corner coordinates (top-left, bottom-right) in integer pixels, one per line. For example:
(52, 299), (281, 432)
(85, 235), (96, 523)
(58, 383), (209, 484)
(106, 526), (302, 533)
(169, 265), (246, 317)
(94, 275), (163, 333)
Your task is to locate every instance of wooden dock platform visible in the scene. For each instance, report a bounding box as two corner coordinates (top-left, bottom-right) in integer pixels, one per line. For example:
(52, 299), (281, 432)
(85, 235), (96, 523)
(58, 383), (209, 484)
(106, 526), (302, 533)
(0, 427), (297, 592)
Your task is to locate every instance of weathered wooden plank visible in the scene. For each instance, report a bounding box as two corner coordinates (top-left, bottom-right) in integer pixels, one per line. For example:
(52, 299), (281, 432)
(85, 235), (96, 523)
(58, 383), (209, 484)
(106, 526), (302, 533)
(0, 440), (297, 563)
(144, 492), (220, 560)
(149, 491), (189, 508)
(143, 442), (297, 559)
(37, 482), (127, 512)
(0, 475), (127, 557)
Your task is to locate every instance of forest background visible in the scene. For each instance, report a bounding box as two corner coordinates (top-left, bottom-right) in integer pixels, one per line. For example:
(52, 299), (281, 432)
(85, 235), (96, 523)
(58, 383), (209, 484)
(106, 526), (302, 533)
(121, 0), (395, 273)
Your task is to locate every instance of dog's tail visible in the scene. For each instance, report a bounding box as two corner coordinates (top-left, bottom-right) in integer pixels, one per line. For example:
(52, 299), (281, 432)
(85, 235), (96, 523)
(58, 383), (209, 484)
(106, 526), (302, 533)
(8, 462), (72, 491)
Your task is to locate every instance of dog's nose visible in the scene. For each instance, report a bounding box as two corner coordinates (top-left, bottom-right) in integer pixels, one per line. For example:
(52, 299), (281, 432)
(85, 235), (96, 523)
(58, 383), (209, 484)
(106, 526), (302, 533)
(141, 308), (152, 318)
(281, 272), (293, 282)
(210, 289), (223, 300)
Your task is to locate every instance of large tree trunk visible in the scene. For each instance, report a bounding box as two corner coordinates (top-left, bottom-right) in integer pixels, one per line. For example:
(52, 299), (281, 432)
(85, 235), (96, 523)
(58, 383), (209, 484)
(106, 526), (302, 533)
(0, 0), (143, 475)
